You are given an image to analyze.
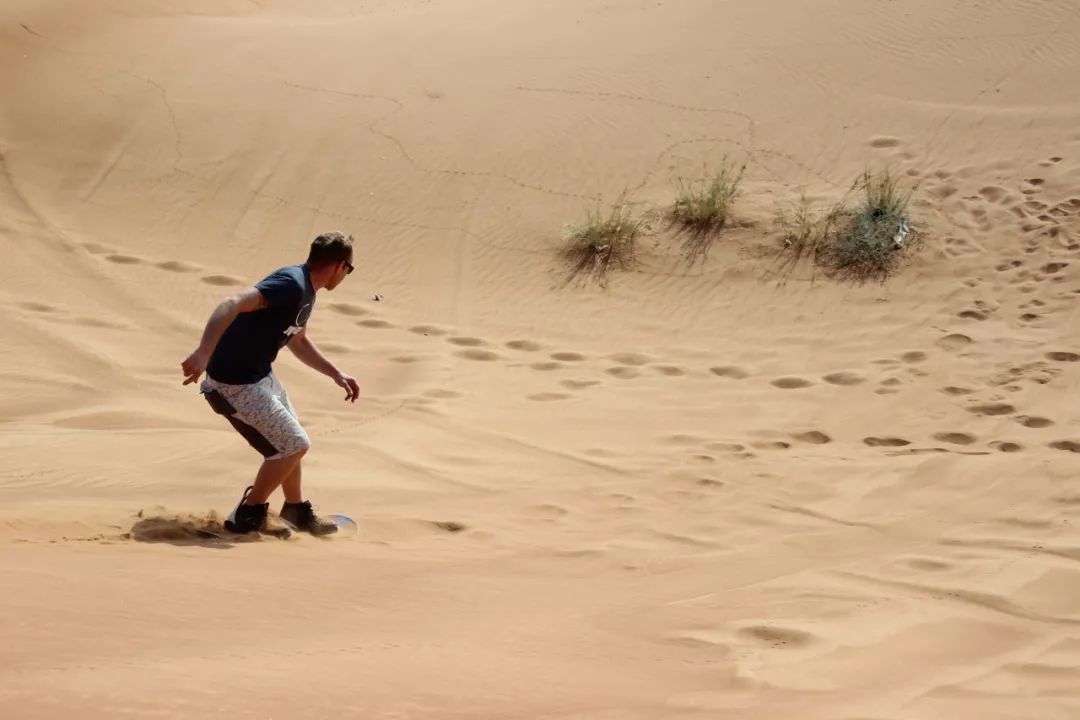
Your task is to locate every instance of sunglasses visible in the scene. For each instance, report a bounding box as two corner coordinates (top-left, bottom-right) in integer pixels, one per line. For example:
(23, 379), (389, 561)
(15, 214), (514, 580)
(343, 260), (354, 274)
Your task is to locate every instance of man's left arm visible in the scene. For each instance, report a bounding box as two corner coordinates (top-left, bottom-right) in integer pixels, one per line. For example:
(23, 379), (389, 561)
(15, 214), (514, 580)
(288, 327), (359, 402)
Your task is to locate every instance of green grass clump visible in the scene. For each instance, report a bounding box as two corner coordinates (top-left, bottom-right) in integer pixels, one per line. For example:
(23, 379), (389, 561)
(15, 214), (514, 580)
(560, 198), (649, 286)
(822, 169), (915, 281)
(778, 169), (919, 284)
(775, 195), (840, 277)
(669, 161), (745, 264)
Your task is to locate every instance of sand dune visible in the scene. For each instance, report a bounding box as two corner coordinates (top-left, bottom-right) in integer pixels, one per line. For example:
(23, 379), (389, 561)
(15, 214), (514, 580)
(2, 1), (1080, 718)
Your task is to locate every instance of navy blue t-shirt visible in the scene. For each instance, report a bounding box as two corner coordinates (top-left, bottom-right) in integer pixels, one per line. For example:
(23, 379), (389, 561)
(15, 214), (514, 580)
(207, 264), (315, 384)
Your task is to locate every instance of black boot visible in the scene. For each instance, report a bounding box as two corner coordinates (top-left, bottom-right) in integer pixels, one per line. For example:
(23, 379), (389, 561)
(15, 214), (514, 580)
(224, 486), (290, 537)
(280, 500), (338, 536)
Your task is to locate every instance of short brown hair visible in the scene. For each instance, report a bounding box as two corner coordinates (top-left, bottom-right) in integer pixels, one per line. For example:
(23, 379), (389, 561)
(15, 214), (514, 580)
(307, 231), (353, 268)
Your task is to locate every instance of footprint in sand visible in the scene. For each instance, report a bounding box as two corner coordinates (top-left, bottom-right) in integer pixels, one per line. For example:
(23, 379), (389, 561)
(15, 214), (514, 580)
(905, 557), (953, 572)
(19, 301), (58, 313)
(561, 379), (599, 390)
(901, 351), (928, 364)
(751, 441), (791, 451)
(864, 437), (911, 447)
(551, 351), (586, 362)
(410, 325), (447, 336)
(430, 521), (467, 533)
(652, 365), (686, 376)
(990, 441), (1023, 453)
(530, 361), (563, 371)
(1046, 351), (1079, 363)
(993, 362), (1059, 387)
(933, 432), (977, 446)
(969, 207), (992, 232)
(738, 624), (817, 649)
(772, 377), (813, 389)
(978, 186), (1010, 204)
(1049, 440), (1080, 453)
(792, 431), (831, 445)
(868, 136), (902, 149)
(822, 371), (865, 386)
(155, 260), (200, 273)
(330, 302), (368, 317)
(1015, 415), (1054, 429)
(505, 340), (542, 352)
(967, 403), (1015, 417)
(941, 386), (974, 396)
(706, 442), (746, 453)
(710, 366), (749, 379)
(202, 275), (244, 287)
(606, 366), (640, 379)
(456, 349), (500, 362)
(527, 392), (570, 402)
(610, 352), (652, 366)
(447, 336), (487, 347)
(358, 319), (393, 329)
(928, 184), (959, 201)
(937, 334), (973, 352)
(106, 253), (143, 265)
(943, 236), (983, 257)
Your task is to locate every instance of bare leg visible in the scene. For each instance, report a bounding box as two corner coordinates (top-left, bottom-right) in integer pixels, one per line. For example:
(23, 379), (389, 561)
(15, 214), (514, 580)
(246, 449), (306, 505)
(280, 458), (303, 504)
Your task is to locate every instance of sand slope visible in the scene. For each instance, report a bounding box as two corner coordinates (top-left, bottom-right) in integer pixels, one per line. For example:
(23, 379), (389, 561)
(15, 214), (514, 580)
(2, 1), (1080, 718)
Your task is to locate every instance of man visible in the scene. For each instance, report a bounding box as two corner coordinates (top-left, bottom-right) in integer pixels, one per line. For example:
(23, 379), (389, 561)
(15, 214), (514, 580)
(180, 232), (361, 537)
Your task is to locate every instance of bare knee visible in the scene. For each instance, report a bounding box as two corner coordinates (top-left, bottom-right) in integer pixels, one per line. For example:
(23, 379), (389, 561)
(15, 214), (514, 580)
(273, 437), (310, 462)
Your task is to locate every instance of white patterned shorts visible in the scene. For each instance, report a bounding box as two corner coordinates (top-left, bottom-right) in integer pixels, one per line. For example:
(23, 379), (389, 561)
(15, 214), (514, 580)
(200, 373), (311, 460)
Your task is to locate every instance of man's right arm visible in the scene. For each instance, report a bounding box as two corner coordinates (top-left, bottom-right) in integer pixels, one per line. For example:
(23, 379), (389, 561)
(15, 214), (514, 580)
(181, 287), (267, 385)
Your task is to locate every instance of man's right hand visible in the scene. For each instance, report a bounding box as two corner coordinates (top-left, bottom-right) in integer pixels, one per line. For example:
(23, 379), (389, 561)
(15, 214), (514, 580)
(182, 288), (266, 386)
(181, 348), (210, 385)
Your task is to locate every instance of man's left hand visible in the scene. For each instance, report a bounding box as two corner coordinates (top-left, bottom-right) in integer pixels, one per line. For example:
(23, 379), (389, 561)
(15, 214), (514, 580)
(335, 373), (360, 402)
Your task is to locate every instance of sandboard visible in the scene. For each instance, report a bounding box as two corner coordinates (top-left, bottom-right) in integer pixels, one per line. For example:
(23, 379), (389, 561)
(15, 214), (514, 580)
(279, 513), (359, 539)
(197, 513), (356, 541)
(196, 525), (291, 541)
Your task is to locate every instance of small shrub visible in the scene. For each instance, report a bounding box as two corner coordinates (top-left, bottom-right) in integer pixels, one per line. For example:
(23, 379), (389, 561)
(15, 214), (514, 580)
(776, 194), (829, 274)
(777, 169), (919, 284)
(821, 169), (916, 282)
(560, 197), (649, 286)
(669, 160), (745, 264)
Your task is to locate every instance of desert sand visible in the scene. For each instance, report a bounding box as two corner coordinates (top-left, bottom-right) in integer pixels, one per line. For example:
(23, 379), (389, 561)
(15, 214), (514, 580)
(3, 1), (1080, 718)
